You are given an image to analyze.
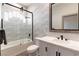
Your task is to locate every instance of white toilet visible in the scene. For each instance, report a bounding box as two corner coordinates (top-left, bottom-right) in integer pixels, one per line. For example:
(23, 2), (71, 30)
(27, 45), (39, 56)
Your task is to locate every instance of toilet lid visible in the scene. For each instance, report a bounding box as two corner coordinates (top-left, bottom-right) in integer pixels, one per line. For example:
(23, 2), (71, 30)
(27, 45), (39, 53)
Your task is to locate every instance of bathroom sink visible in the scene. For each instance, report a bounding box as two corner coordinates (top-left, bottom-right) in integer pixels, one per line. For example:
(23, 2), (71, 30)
(37, 36), (79, 48)
(36, 36), (79, 52)
(41, 36), (57, 40)
(51, 38), (69, 45)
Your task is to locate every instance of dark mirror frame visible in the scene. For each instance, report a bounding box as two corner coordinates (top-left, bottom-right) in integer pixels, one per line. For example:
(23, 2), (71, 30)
(49, 3), (79, 32)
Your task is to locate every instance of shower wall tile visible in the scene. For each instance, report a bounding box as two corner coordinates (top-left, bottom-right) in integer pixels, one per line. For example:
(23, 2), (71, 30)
(27, 3), (49, 37)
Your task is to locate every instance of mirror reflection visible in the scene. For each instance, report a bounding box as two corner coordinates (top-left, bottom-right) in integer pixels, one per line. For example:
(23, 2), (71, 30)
(52, 3), (78, 30)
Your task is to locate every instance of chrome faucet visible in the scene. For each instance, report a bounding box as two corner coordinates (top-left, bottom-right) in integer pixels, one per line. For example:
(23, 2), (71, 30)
(57, 35), (68, 41)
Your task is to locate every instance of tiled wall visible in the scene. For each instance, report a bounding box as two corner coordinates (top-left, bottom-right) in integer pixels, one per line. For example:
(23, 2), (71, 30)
(27, 3), (79, 41)
(27, 3), (49, 37)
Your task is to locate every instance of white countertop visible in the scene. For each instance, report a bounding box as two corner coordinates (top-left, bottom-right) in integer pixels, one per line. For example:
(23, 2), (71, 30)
(35, 36), (79, 52)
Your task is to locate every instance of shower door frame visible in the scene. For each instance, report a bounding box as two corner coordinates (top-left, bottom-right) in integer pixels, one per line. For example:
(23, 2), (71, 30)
(1, 3), (34, 41)
(0, 3), (34, 55)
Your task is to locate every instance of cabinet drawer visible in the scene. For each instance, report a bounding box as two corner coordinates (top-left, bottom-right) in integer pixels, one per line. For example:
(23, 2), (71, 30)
(47, 43), (58, 56)
(59, 47), (74, 56)
(73, 51), (79, 56)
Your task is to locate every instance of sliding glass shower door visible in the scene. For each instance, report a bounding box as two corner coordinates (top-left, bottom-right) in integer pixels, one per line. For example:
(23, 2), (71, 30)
(0, 3), (33, 56)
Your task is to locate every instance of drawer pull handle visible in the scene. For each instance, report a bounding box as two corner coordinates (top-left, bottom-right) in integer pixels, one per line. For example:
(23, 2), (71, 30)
(59, 52), (61, 56)
(56, 51), (58, 56)
(45, 47), (48, 52)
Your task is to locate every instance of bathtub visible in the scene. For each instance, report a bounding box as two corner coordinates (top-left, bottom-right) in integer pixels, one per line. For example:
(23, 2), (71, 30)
(1, 38), (32, 56)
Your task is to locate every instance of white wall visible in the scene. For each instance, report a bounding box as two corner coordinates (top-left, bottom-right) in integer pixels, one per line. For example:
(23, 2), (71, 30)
(52, 3), (78, 29)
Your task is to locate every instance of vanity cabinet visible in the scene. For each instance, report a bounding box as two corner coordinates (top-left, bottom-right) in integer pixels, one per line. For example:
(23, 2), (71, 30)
(38, 40), (48, 56)
(73, 51), (79, 56)
(38, 40), (59, 56)
(37, 40), (75, 56)
(47, 43), (58, 56)
(58, 47), (74, 56)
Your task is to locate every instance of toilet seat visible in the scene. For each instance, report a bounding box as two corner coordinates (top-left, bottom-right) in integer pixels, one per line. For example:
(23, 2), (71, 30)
(27, 45), (39, 54)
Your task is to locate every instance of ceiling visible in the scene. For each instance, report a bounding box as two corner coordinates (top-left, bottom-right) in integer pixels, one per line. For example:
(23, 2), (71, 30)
(18, 3), (45, 9)
(18, 3), (32, 8)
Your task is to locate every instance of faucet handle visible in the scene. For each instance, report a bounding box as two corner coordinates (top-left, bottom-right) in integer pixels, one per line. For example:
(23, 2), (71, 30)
(60, 35), (63, 40)
(56, 37), (60, 40)
(65, 38), (69, 41)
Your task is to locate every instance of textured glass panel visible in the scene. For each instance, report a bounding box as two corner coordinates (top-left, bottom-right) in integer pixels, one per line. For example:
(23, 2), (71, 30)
(1, 4), (32, 43)
(2, 4), (20, 42)
(17, 11), (32, 41)
(1, 4), (32, 56)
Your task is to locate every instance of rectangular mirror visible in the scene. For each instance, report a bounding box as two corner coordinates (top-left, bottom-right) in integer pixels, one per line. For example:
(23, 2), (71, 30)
(50, 3), (79, 31)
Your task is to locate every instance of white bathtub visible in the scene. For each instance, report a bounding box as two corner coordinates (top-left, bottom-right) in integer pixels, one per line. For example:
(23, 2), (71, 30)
(1, 38), (32, 56)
